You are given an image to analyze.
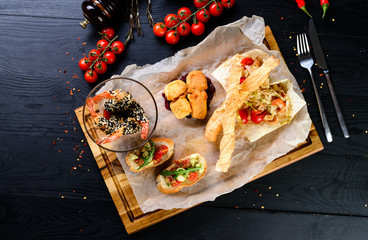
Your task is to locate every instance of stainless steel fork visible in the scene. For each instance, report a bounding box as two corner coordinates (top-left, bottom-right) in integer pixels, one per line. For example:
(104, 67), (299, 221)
(297, 33), (333, 142)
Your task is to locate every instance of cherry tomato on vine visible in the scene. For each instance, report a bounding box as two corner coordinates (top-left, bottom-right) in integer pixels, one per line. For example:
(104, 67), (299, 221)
(165, 30), (180, 45)
(153, 22), (168, 37)
(209, 2), (224, 17)
(93, 61), (108, 74)
(79, 57), (92, 71)
(220, 0), (235, 9)
(196, 9), (211, 23)
(178, 22), (191, 36)
(103, 51), (116, 64)
(110, 41), (124, 54)
(177, 7), (192, 21)
(97, 39), (110, 51)
(101, 27), (115, 40)
(191, 22), (205, 36)
(85, 70), (98, 83)
(88, 49), (101, 61)
(164, 14), (179, 28)
(194, 0), (209, 8)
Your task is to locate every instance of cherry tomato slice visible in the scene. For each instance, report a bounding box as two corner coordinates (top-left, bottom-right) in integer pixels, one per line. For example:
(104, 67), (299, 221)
(153, 145), (169, 160)
(251, 110), (267, 123)
(238, 109), (248, 124)
(164, 14), (179, 28)
(178, 22), (191, 36)
(110, 41), (124, 54)
(101, 27), (115, 40)
(191, 22), (205, 36)
(241, 57), (254, 66)
(209, 2), (224, 17)
(153, 22), (167, 37)
(171, 181), (182, 187)
(79, 57), (92, 71)
(177, 7), (192, 21)
(165, 30), (180, 45)
(84, 70), (98, 83)
(188, 172), (198, 181)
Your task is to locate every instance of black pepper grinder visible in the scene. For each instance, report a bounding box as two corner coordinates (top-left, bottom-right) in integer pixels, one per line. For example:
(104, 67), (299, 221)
(80, 0), (119, 29)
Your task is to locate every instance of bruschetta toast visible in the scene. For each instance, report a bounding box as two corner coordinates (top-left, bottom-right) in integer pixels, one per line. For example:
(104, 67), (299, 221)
(156, 153), (207, 194)
(126, 138), (174, 173)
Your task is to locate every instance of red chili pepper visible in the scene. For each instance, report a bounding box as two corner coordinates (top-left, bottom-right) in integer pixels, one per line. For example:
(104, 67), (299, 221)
(240, 77), (246, 84)
(320, 0), (329, 18)
(294, 0), (312, 18)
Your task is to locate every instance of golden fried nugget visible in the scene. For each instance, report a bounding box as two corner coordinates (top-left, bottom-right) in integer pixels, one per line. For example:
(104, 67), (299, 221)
(164, 80), (187, 101)
(170, 96), (192, 119)
(188, 91), (208, 119)
(186, 71), (208, 93)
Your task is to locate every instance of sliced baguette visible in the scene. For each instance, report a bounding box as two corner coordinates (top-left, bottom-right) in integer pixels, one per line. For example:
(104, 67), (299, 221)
(156, 153), (207, 194)
(126, 137), (174, 173)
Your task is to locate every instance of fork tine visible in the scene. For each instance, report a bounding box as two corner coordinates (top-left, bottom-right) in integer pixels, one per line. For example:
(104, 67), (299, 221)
(303, 33), (310, 54)
(297, 34), (301, 56)
(301, 34), (307, 56)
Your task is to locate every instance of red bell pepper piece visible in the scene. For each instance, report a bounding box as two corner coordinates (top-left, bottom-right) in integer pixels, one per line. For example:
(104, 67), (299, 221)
(238, 109), (248, 124)
(250, 110), (267, 123)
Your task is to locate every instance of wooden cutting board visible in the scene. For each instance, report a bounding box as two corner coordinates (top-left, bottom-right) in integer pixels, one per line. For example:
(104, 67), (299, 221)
(74, 26), (324, 235)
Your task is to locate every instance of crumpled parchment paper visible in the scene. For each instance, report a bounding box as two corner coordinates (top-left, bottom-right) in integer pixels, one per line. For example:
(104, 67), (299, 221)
(99, 15), (312, 213)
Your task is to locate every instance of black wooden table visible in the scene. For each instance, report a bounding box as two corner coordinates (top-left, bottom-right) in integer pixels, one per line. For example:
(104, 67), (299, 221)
(1, 0), (368, 239)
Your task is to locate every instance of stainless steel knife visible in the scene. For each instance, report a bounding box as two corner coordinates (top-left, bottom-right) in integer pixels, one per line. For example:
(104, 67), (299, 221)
(309, 19), (350, 138)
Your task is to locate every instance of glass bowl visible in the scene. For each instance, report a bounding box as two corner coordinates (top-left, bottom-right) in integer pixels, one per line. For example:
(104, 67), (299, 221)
(82, 77), (158, 152)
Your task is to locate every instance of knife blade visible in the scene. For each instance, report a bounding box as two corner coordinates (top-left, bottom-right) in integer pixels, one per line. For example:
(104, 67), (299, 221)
(308, 19), (350, 138)
(309, 19), (328, 70)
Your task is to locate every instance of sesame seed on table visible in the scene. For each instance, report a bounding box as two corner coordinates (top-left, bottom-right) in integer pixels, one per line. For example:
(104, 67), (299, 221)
(0, 0), (368, 239)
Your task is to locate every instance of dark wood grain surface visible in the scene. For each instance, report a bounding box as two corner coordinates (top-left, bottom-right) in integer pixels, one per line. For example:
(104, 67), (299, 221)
(1, 0), (368, 239)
